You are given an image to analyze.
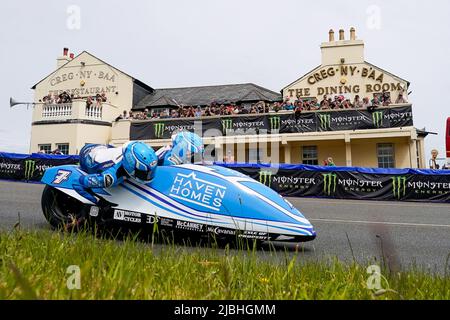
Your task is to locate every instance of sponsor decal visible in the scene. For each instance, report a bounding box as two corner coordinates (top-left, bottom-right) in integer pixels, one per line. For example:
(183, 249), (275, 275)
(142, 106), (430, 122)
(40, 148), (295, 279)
(372, 111), (384, 128)
(392, 176), (406, 199)
(269, 116), (281, 130)
(145, 215), (158, 224)
(154, 123), (165, 138)
(89, 206), (99, 217)
(221, 119), (233, 134)
(24, 160), (36, 180)
(238, 231), (269, 240)
(0, 162), (21, 175)
(160, 218), (174, 227)
(113, 209), (142, 223)
(322, 173), (337, 196)
(259, 170), (273, 187)
(318, 114), (331, 130)
(206, 226), (236, 236)
(52, 169), (72, 184)
(169, 172), (226, 211)
(176, 220), (204, 232)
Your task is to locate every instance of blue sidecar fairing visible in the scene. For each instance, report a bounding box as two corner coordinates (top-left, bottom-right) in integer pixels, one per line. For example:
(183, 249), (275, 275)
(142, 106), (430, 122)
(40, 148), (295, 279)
(41, 164), (316, 242)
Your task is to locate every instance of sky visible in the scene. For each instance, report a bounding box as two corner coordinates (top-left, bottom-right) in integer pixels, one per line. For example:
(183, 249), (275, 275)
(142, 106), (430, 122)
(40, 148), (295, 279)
(1, 0), (449, 163)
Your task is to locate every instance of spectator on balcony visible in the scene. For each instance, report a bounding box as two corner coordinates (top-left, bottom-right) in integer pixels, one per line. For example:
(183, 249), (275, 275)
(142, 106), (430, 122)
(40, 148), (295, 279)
(381, 91), (391, 106)
(353, 95), (363, 108)
(239, 105), (249, 114)
(320, 95), (328, 108)
(371, 96), (381, 108)
(204, 106), (212, 116)
(101, 93), (107, 102)
(187, 106), (195, 117)
(320, 96), (329, 110)
(86, 96), (93, 109)
(272, 102), (281, 113)
(294, 102), (303, 119)
(342, 99), (351, 109)
(395, 91), (408, 104)
(283, 101), (294, 111)
(363, 97), (377, 112)
(95, 94), (103, 108)
(195, 106), (203, 117)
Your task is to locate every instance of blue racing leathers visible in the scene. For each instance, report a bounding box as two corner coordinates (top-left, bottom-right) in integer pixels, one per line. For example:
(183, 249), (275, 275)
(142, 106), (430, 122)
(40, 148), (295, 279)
(76, 144), (127, 203)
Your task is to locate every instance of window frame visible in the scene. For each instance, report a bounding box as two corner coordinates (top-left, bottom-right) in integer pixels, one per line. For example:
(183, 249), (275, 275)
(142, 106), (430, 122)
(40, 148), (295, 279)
(56, 143), (70, 155)
(377, 143), (395, 168)
(38, 144), (52, 154)
(301, 145), (318, 165)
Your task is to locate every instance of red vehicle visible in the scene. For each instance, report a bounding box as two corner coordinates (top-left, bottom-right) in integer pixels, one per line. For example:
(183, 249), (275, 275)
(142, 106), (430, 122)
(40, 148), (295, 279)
(447, 117), (450, 165)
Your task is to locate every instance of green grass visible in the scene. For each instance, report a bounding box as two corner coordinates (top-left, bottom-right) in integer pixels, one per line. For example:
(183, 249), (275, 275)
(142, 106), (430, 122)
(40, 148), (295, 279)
(0, 229), (448, 300)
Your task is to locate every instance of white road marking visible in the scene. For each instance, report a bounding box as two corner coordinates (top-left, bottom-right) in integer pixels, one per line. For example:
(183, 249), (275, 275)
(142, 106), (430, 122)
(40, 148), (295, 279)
(310, 218), (450, 228)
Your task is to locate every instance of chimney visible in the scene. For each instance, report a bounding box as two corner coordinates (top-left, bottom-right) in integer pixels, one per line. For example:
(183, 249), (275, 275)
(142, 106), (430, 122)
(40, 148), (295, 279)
(350, 27), (356, 40)
(329, 29), (335, 42)
(57, 47), (71, 68)
(339, 29), (345, 41)
(69, 53), (75, 59)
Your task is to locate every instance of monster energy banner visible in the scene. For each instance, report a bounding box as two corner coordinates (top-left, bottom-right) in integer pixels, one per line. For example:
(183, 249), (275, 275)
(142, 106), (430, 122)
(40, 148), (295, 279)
(0, 152), (79, 182)
(130, 106), (413, 140)
(218, 164), (450, 203)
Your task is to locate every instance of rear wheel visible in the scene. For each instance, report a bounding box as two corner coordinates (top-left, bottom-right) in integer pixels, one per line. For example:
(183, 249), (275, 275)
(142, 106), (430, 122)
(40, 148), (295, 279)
(41, 185), (89, 230)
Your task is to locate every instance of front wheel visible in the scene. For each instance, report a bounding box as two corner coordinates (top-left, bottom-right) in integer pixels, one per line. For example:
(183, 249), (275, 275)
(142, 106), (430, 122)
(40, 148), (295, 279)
(41, 185), (89, 230)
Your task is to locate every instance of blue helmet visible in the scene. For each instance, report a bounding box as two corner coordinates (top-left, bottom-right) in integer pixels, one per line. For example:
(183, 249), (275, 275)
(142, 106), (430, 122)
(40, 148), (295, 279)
(122, 141), (158, 183)
(171, 131), (204, 164)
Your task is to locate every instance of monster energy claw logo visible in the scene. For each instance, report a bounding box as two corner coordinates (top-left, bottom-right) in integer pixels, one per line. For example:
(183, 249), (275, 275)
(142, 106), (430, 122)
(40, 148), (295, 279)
(322, 173), (337, 195)
(221, 119), (233, 134)
(259, 171), (273, 187)
(392, 176), (407, 199)
(372, 111), (383, 128)
(269, 116), (281, 130)
(318, 114), (331, 130)
(154, 123), (165, 138)
(24, 160), (36, 180)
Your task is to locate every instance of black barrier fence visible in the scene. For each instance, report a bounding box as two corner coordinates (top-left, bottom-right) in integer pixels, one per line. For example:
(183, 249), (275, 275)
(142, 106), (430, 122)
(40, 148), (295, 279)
(3, 151), (449, 203)
(130, 105), (413, 140)
(0, 152), (79, 182)
(215, 163), (450, 203)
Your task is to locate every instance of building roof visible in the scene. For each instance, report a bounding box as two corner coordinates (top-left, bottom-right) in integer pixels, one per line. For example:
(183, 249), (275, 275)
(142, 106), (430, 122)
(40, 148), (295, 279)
(147, 95), (179, 108)
(31, 51), (154, 93)
(134, 83), (282, 110)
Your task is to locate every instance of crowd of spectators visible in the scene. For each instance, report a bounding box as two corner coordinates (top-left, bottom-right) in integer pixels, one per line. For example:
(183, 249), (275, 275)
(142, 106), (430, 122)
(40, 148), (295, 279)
(41, 92), (108, 108)
(115, 91), (409, 121)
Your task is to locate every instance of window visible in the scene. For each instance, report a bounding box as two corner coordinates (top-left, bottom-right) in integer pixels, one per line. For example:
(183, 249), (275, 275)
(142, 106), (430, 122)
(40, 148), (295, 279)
(56, 143), (69, 155)
(248, 148), (263, 163)
(38, 144), (52, 154)
(377, 143), (395, 168)
(302, 146), (318, 165)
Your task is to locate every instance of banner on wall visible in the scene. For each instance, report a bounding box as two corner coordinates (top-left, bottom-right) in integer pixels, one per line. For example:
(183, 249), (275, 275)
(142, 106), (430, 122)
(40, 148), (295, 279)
(130, 106), (414, 140)
(0, 152), (79, 182)
(216, 163), (450, 203)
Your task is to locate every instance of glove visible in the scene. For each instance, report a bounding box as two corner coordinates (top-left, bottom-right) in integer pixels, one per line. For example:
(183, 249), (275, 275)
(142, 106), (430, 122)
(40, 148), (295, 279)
(79, 175), (103, 188)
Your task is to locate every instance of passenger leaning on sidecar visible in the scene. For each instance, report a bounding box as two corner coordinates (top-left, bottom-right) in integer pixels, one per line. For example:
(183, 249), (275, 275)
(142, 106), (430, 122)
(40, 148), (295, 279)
(156, 131), (204, 165)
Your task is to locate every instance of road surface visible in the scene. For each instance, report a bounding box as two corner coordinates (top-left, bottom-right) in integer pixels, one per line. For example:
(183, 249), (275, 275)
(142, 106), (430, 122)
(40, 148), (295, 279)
(0, 180), (449, 273)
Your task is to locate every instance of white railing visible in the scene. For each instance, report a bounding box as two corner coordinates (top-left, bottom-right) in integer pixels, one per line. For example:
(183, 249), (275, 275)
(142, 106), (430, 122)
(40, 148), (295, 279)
(85, 105), (102, 120)
(42, 103), (72, 119)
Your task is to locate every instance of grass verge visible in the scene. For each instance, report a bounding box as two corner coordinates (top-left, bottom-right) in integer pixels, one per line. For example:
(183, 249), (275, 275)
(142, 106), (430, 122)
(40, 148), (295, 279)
(0, 229), (448, 300)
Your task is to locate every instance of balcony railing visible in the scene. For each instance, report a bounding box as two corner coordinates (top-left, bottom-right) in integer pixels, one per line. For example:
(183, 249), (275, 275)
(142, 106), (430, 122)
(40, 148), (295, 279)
(85, 105), (102, 120)
(42, 103), (72, 119)
(37, 99), (111, 122)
